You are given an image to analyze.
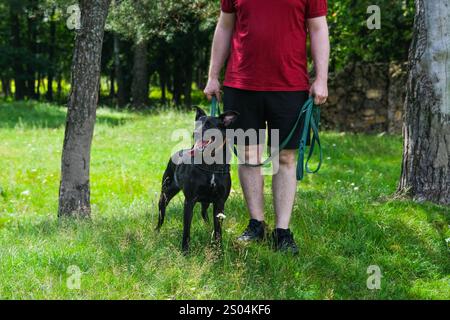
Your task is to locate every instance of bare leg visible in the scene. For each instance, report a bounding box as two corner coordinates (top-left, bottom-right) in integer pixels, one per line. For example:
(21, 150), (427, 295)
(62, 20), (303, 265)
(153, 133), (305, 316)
(213, 201), (225, 243)
(272, 149), (297, 229)
(237, 145), (265, 222)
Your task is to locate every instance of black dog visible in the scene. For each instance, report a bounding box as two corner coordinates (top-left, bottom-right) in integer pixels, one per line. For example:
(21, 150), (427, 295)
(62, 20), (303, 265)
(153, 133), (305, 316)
(157, 107), (238, 253)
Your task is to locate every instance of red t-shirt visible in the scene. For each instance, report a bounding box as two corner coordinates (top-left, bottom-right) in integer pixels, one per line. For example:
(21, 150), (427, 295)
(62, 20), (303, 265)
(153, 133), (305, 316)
(221, 0), (328, 91)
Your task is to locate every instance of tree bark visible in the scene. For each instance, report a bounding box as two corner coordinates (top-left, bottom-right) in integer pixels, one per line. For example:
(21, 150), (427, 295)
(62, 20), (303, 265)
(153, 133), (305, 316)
(10, 6), (25, 101)
(196, 46), (208, 93)
(157, 41), (168, 105)
(58, 0), (111, 218)
(183, 37), (194, 108)
(46, 8), (56, 101)
(131, 39), (149, 108)
(1, 78), (11, 98)
(26, 0), (38, 99)
(57, 73), (62, 100)
(172, 52), (183, 106)
(113, 33), (127, 107)
(36, 72), (42, 99)
(398, 0), (450, 205)
(109, 68), (115, 100)
(159, 70), (167, 104)
(183, 63), (193, 108)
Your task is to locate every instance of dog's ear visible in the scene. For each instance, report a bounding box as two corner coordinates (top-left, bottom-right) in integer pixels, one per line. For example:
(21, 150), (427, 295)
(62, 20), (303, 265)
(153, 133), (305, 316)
(219, 111), (239, 127)
(194, 106), (207, 120)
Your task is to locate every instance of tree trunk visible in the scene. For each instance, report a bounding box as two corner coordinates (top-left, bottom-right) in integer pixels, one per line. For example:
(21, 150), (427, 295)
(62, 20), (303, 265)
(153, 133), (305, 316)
(1, 78), (11, 98)
(10, 7), (25, 100)
(182, 40), (194, 108)
(58, 0), (111, 218)
(57, 73), (62, 100)
(398, 0), (450, 205)
(98, 78), (102, 101)
(172, 54), (183, 106)
(158, 65), (167, 105)
(109, 68), (115, 99)
(46, 8), (56, 101)
(196, 46), (208, 92)
(173, 77), (182, 106)
(36, 72), (42, 99)
(26, 0), (38, 99)
(131, 39), (149, 108)
(183, 63), (193, 108)
(113, 33), (127, 107)
(160, 72), (167, 105)
(157, 42), (168, 105)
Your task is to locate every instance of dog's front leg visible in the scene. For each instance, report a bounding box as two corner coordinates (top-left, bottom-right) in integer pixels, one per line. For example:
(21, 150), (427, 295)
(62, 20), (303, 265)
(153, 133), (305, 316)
(182, 199), (195, 254)
(213, 201), (225, 243)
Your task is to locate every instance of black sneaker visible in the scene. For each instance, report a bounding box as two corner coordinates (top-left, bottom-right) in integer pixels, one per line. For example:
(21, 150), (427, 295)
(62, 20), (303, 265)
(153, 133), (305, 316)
(272, 228), (299, 255)
(237, 219), (266, 242)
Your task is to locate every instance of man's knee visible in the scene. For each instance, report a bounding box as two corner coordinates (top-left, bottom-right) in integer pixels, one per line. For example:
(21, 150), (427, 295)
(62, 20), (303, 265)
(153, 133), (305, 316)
(279, 150), (296, 168)
(238, 144), (263, 165)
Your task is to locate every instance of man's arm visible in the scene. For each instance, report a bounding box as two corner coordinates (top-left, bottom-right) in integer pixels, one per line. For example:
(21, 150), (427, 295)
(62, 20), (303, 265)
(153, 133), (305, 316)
(204, 12), (236, 101)
(307, 16), (330, 105)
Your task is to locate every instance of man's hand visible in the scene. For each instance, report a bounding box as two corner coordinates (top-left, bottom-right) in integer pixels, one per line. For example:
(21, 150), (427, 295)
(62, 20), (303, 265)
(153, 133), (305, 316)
(204, 78), (222, 101)
(310, 78), (328, 105)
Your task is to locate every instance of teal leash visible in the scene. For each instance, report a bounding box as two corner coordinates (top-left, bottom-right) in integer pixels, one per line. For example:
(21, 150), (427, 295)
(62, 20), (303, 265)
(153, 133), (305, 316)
(295, 97), (322, 180)
(211, 96), (221, 116)
(210, 96), (322, 181)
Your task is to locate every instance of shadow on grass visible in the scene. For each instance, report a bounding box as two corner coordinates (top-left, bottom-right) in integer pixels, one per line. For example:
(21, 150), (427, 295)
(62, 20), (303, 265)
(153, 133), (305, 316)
(0, 101), (129, 129)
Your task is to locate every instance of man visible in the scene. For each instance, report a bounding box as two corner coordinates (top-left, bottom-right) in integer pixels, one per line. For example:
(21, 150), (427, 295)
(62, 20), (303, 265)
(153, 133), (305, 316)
(204, 0), (329, 254)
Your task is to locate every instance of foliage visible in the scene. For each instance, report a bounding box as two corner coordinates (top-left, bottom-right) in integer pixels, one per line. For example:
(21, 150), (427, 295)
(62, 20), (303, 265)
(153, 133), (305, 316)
(108, 0), (217, 41)
(328, 0), (415, 70)
(0, 0), (75, 101)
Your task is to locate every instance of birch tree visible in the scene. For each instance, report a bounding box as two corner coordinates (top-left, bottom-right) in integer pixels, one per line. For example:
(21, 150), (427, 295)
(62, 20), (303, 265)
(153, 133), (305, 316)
(398, 0), (450, 204)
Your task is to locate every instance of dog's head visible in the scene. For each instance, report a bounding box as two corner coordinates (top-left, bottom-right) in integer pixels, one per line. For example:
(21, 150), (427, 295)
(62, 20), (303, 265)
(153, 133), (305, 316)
(192, 106), (238, 153)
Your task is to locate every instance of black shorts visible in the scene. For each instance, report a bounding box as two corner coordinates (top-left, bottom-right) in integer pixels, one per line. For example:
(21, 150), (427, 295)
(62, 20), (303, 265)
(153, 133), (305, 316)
(223, 86), (311, 149)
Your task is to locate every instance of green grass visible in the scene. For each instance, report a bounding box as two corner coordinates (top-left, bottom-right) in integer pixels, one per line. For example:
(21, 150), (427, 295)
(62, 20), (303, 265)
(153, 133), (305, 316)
(0, 101), (449, 300)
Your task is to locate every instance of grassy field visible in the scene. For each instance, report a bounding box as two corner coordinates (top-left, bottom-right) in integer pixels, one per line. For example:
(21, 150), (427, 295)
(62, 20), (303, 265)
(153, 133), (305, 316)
(0, 101), (448, 300)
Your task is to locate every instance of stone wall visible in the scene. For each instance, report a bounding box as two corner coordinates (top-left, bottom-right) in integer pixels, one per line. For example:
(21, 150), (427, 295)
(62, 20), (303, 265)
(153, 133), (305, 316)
(322, 62), (407, 134)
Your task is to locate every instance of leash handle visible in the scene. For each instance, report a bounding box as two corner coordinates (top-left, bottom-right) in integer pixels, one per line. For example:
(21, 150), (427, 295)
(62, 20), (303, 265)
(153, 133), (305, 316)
(211, 96), (221, 117)
(296, 98), (322, 181)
